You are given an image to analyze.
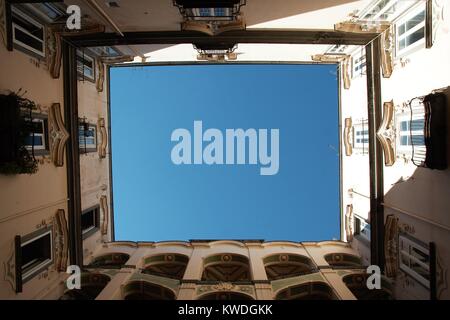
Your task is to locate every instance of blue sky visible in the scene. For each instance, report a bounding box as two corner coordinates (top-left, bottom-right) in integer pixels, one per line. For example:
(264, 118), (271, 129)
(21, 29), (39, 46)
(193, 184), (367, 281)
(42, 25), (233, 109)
(110, 64), (339, 242)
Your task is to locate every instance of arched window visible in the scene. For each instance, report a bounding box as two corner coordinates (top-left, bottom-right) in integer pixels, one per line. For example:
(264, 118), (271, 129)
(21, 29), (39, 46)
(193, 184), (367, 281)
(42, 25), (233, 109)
(324, 253), (362, 268)
(263, 254), (317, 280)
(87, 253), (130, 269)
(198, 292), (254, 300)
(60, 273), (110, 300)
(275, 282), (337, 300)
(123, 281), (176, 300)
(202, 253), (251, 282)
(142, 254), (189, 280)
(343, 273), (392, 300)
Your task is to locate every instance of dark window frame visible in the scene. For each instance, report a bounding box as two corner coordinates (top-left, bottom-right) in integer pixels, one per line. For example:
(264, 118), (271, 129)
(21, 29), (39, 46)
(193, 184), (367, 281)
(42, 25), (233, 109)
(82, 205), (100, 239)
(19, 225), (53, 283)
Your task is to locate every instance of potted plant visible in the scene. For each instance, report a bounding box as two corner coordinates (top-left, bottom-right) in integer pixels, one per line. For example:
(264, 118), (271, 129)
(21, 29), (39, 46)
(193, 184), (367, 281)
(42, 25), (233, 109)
(0, 90), (38, 175)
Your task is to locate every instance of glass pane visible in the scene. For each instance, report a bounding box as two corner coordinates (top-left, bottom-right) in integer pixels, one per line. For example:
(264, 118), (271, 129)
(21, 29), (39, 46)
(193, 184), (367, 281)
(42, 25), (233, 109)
(401, 135), (409, 146)
(411, 246), (429, 264)
(406, 27), (425, 47)
(411, 135), (424, 145)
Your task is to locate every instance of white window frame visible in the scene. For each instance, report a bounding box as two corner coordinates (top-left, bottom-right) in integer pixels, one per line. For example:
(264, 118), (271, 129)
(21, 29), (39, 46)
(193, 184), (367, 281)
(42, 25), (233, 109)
(352, 119), (370, 154)
(351, 48), (366, 78)
(76, 50), (96, 82)
(24, 118), (46, 151)
(396, 106), (425, 155)
(21, 229), (53, 282)
(79, 123), (97, 152)
(395, 4), (426, 58)
(399, 234), (430, 288)
(360, 0), (421, 22)
(11, 7), (46, 57)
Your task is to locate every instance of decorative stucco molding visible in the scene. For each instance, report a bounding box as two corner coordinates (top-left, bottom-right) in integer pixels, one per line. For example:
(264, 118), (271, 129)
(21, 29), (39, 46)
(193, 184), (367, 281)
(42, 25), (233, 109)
(96, 58), (105, 92)
(376, 101), (396, 166)
(53, 209), (69, 272)
(426, 0), (446, 48)
(345, 204), (354, 242)
(436, 252), (448, 298)
(181, 17), (245, 36)
(101, 55), (134, 64)
(100, 195), (109, 235)
(335, 21), (394, 78)
(197, 282), (255, 298)
(98, 118), (108, 158)
(3, 241), (16, 292)
(334, 20), (390, 33)
(311, 54), (351, 89)
(48, 103), (69, 167)
(384, 215), (399, 278)
(46, 28), (62, 79)
(380, 26), (394, 78)
(47, 25), (106, 79)
(343, 117), (353, 156)
(0, 0), (6, 48)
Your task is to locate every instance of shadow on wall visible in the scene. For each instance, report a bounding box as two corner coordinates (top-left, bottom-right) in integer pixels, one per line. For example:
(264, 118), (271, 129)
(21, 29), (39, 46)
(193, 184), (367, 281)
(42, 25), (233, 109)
(244, 0), (358, 26)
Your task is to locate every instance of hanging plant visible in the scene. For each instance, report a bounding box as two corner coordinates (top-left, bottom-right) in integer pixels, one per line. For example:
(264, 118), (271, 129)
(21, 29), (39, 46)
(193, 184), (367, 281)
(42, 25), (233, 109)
(0, 90), (39, 175)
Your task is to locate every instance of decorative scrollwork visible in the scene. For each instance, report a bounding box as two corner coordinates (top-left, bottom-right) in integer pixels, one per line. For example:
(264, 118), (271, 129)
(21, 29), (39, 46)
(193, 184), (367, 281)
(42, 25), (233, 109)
(48, 103), (69, 167)
(377, 101), (396, 166)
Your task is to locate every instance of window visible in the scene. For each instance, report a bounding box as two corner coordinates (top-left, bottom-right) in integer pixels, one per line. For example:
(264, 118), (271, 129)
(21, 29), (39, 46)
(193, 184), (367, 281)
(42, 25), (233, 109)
(82, 207), (100, 239)
(191, 7), (231, 19)
(399, 119), (425, 146)
(352, 49), (366, 78)
(360, 0), (420, 22)
(353, 120), (369, 154)
(77, 50), (96, 82)
(79, 122), (97, 153)
(20, 227), (53, 282)
(12, 7), (45, 57)
(399, 234), (430, 288)
(23, 117), (48, 153)
(396, 5), (426, 57)
(354, 215), (370, 244)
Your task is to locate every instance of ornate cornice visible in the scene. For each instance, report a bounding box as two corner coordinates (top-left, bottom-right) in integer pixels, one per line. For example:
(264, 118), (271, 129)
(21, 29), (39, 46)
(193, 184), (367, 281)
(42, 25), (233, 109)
(384, 214), (399, 278)
(100, 195), (109, 235)
(48, 103), (69, 167)
(376, 101), (396, 166)
(343, 117), (353, 156)
(98, 118), (108, 158)
(2, 241), (16, 292)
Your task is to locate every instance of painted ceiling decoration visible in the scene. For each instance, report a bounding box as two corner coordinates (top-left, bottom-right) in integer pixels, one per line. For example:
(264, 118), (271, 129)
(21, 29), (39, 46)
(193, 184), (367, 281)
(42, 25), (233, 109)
(275, 281), (336, 300)
(324, 253), (362, 268)
(48, 103), (69, 167)
(202, 254), (250, 282)
(343, 273), (393, 300)
(88, 253), (130, 269)
(376, 100), (396, 166)
(263, 254), (317, 281)
(123, 280), (176, 300)
(142, 254), (189, 280)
